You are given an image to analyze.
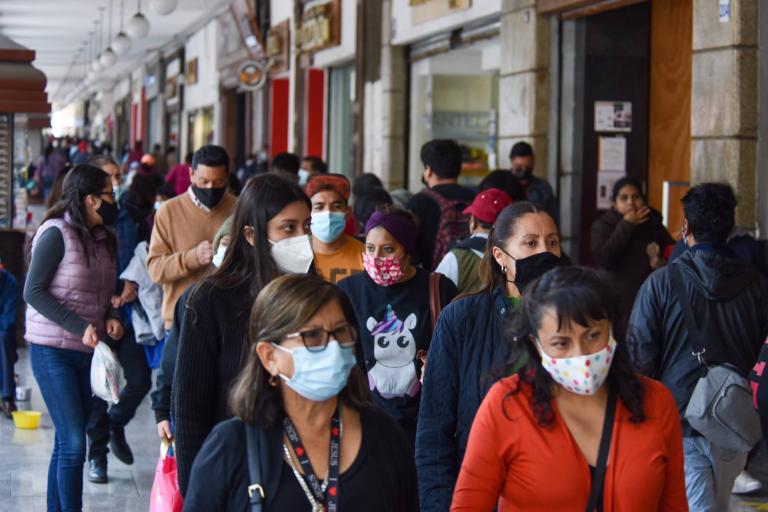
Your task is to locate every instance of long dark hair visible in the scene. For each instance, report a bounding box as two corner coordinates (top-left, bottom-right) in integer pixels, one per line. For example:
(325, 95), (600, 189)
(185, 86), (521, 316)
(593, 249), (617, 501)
(504, 266), (645, 426)
(230, 274), (371, 427)
(474, 202), (547, 296)
(209, 173), (310, 299)
(36, 164), (116, 265)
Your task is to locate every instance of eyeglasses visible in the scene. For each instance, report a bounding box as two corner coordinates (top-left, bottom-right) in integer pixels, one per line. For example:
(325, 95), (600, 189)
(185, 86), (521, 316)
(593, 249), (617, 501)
(282, 324), (357, 352)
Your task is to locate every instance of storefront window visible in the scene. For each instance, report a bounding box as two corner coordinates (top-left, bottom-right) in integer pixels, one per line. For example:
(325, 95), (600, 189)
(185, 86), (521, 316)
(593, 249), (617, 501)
(327, 64), (355, 179)
(187, 106), (214, 153)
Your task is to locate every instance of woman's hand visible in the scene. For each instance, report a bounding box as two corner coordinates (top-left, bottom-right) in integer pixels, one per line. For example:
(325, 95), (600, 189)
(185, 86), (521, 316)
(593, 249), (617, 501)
(157, 420), (173, 440)
(107, 319), (124, 341)
(646, 242), (665, 270)
(624, 206), (651, 226)
(82, 324), (99, 348)
(111, 281), (138, 308)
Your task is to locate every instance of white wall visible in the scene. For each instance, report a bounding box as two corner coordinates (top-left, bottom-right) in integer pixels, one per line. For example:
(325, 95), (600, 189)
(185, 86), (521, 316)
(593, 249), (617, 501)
(270, 0), (292, 25)
(390, 0), (501, 45)
(184, 20), (221, 112)
(312, 0), (357, 68)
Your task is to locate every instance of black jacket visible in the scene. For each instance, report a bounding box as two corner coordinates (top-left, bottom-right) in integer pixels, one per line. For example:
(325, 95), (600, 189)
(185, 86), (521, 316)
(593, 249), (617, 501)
(184, 407), (419, 512)
(628, 245), (768, 433)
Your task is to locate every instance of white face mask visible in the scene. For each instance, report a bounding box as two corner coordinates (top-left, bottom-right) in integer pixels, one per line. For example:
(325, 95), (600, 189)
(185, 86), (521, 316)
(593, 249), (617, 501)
(538, 338), (617, 395)
(270, 235), (314, 274)
(212, 244), (228, 268)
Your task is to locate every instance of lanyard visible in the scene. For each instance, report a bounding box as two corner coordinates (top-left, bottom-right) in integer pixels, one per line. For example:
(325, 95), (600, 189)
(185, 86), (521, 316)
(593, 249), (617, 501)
(283, 406), (342, 512)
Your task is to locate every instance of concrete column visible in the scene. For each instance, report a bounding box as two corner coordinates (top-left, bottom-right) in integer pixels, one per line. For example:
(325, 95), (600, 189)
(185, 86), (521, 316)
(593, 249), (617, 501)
(369, 0), (407, 189)
(498, 0), (550, 176)
(691, 0), (758, 229)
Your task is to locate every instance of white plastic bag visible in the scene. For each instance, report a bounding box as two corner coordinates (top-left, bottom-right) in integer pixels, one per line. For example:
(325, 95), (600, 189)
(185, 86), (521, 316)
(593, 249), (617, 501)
(90, 342), (125, 404)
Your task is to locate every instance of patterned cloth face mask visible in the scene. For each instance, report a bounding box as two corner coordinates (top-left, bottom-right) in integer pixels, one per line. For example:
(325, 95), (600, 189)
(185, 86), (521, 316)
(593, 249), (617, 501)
(538, 337), (617, 395)
(363, 254), (404, 287)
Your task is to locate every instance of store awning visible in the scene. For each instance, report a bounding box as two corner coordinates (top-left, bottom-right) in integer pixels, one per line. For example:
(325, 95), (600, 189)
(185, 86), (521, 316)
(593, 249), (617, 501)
(0, 35), (51, 114)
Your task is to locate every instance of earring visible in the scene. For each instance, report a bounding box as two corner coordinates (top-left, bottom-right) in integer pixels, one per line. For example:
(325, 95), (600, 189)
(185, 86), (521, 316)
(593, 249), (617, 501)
(268, 374), (278, 387)
(502, 266), (507, 275)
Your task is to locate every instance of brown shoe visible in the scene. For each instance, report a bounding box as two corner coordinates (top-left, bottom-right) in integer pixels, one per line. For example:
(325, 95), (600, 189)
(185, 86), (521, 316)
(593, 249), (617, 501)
(2, 399), (17, 419)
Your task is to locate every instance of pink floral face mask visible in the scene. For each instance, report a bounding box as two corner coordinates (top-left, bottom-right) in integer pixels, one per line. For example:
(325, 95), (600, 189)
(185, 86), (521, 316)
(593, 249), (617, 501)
(363, 253), (404, 287)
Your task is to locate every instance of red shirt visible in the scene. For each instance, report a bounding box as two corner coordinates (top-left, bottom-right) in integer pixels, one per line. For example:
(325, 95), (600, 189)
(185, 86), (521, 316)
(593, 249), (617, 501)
(166, 163), (192, 196)
(451, 375), (688, 512)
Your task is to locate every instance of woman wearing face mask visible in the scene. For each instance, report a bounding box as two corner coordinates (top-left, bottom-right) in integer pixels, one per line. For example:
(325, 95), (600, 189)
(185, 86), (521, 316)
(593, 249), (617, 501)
(173, 173), (313, 496)
(23, 165), (123, 511)
(451, 267), (687, 511)
(337, 206), (458, 446)
(416, 201), (565, 511)
(591, 177), (674, 342)
(184, 274), (418, 511)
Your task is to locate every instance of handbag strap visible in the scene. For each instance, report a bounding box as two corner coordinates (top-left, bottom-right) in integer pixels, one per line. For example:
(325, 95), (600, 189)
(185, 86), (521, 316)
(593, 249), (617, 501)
(585, 388), (617, 512)
(429, 272), (442, 332)
(245, 423), (265, 512)
(669, 265), (707, 365)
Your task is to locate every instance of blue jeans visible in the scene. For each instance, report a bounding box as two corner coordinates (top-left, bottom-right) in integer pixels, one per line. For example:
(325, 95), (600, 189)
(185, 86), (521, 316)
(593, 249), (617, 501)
(683, 436), (747, 512)
(0, 329), (17, 400)
(30, 344), (93, 512)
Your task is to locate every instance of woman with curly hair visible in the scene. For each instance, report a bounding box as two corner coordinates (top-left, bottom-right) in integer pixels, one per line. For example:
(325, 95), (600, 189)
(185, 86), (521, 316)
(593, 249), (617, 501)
(451, 267), (687, 512)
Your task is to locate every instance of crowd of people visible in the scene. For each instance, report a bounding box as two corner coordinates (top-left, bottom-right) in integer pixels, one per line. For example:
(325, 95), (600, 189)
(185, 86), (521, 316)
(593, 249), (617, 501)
(0, 133), (767, 512)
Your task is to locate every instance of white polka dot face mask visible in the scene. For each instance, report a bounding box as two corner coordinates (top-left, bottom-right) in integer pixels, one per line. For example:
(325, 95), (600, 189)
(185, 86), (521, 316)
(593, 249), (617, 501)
(538, 338), (617, 395)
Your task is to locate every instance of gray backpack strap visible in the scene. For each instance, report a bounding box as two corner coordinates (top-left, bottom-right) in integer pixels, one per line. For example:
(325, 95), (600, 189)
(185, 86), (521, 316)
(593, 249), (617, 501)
(669, 265), (707, 370)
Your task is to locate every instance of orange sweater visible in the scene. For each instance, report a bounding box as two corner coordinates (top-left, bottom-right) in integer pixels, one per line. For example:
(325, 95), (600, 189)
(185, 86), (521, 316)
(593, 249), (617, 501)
(452, 376), (687, 512)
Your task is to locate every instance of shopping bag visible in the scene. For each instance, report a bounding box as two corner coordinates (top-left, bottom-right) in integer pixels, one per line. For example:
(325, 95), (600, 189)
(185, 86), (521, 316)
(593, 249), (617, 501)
(90, 342), (125, 404)
(150, 439), (183, 512)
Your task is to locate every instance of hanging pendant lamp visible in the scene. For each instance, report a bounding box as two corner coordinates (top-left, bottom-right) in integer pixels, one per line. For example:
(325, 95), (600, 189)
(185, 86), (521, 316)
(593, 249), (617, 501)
(100, 0), (117, 67)
(112, 0), (131, 55)
(149, 0), (177, 16)
(126, 0), (150, 39)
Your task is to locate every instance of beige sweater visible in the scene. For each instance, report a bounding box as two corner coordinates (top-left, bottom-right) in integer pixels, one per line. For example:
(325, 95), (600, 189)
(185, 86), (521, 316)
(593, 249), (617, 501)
(148, 191), (236, 328)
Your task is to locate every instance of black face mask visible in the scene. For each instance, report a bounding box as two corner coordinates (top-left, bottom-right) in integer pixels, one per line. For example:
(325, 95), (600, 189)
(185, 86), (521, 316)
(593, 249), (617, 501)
(97, 199), (119, 226)
(192, 186), (227, 209)
(508, 251), (562, 292)
(513, 167), (534, 182)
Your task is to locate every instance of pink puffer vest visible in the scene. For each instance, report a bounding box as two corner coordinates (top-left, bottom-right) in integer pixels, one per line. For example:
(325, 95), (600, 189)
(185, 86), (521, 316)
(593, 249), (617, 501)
(25, 217), (117, 353)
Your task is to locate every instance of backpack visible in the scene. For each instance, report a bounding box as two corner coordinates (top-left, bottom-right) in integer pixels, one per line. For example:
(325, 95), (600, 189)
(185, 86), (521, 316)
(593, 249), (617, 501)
(423, 189), (470, 270)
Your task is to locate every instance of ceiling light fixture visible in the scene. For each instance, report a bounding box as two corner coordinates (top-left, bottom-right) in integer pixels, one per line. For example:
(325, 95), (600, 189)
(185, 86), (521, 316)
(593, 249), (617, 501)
(112, 0), (131, 55)
(100, 0), (117, 67)
(126, 0), (150, 39)
(149, 0), (177, 16)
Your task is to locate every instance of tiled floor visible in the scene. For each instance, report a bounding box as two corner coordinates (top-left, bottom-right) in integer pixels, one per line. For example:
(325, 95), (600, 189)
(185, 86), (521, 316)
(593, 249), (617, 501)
(4, 347), (768, 511)
(0, 348), (157, 511)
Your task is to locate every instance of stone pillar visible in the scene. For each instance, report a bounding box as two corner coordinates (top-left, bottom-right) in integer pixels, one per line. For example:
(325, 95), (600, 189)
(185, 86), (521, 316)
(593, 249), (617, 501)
(371, 0), (407, 189)
(691, 0), (758, 229)
(498, 0), (550, 177)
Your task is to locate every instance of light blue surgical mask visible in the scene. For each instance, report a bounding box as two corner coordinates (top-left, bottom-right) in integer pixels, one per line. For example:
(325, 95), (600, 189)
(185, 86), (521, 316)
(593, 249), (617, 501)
(272, 340), (356, 401)
(311, 211), (347, 244)
(212, 244), (227, 268)
(298, 169), (310, 187)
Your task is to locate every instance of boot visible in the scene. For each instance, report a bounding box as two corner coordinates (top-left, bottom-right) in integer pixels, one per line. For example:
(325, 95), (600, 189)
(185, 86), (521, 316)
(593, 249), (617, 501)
(87, 458), (108, 484)
(1, 399), (16, 419)
(109, 427), (134, 465)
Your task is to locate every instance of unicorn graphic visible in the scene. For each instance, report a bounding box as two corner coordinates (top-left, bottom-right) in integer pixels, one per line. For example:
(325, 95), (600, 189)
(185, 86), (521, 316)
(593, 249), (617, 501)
(366, 305), (420, 398)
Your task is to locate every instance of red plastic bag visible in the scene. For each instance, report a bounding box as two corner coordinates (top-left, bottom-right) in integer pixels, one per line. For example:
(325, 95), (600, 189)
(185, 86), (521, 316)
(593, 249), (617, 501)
(150, 440), (183, 512)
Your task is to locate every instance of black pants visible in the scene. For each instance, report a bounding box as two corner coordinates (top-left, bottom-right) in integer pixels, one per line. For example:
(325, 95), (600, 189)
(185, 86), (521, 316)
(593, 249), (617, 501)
(0, 329), (17, 400)
(86, 328), (152, 461)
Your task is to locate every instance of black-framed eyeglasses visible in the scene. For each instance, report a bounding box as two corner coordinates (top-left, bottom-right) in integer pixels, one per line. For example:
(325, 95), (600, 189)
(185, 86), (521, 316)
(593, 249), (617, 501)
(282, 324), (357, 352)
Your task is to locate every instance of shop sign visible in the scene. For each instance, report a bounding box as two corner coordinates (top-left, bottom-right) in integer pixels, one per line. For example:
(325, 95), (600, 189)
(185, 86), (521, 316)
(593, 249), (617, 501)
(186, 58), (198, 86)
(411, 0), (472, 25)
(266, 20), (290, 75)
(296, 0), (341, 54)
(431, 110), (491, 140)
(238, 61), (267, 91)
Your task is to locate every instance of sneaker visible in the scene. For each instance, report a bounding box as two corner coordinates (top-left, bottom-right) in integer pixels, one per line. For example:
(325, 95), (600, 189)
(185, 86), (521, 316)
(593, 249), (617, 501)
(87, 458), (108, 484)
(109, 428), (134, 465)
(732, 471), (762, 495)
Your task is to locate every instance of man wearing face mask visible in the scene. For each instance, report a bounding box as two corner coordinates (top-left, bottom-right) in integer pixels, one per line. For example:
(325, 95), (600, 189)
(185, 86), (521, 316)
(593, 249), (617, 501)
(307, 174), (365, 284)
(509, 142), (558, 222)
(300, 155), (328, 186)
(148, 145), (236, 331)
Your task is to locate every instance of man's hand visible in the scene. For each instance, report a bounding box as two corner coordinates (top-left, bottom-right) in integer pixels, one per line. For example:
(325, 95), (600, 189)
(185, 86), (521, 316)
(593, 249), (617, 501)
(111, 281), (138, 308)
(624, 205), (651, 226)
(82, 324), (99, 348)
(106, 319), (124, 341)
(195, 240), (214, 266)
(157, 420), (173, 440)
